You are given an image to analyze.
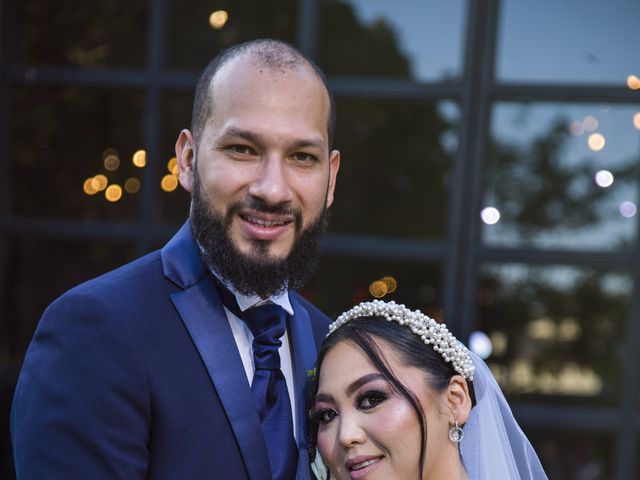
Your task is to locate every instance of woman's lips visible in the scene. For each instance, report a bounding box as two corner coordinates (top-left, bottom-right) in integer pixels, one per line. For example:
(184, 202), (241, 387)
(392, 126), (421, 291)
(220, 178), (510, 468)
(345, 456), (383, 479)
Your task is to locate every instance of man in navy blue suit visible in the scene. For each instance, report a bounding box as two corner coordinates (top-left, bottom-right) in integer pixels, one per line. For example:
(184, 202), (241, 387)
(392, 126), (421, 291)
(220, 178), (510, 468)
(11, 39), (340, 479)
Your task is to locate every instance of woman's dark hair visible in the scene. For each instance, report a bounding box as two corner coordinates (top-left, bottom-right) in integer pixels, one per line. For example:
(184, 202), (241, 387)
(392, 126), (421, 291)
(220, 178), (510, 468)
(311, 316), (476, 479)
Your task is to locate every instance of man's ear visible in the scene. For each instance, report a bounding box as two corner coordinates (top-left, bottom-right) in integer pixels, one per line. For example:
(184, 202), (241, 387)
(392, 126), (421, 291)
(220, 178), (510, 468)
(325, 149), (340, 208)
(176, 129), (196, 193)
(446, 375), (473, 425)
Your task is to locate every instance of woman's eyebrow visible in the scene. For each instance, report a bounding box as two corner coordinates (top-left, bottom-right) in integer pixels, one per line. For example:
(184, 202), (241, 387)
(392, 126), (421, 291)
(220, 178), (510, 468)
(315, 373), (385, 403)
(315, 392), (333, 404)
(345, 373), (385, 397)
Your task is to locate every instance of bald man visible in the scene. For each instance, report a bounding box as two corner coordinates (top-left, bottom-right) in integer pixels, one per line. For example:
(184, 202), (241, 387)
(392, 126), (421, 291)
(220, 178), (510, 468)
(12, 39), (340, 480)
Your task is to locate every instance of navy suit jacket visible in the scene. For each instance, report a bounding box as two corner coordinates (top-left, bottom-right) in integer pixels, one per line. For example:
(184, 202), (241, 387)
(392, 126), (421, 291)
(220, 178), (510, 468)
(11, 221), (330, 479)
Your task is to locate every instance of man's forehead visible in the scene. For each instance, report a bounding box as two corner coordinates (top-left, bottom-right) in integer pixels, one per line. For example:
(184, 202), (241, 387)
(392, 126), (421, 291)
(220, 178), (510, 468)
(210, 53), (324, 98)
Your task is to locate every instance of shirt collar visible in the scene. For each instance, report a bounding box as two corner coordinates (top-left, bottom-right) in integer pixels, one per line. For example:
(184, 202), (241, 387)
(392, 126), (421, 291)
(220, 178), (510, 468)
(209, 267), (294, 316)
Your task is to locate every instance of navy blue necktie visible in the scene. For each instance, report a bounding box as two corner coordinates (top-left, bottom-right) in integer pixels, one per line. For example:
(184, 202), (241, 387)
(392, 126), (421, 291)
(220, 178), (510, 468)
(215, 281), (298, 480)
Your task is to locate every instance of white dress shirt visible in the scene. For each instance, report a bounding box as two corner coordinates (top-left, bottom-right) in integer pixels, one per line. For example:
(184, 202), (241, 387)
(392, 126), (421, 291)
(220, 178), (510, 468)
(214, 275), (298, 441)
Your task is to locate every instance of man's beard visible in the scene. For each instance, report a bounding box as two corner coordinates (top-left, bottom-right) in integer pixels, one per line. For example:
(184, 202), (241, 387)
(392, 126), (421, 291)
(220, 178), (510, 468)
(190, 174), (329, 298)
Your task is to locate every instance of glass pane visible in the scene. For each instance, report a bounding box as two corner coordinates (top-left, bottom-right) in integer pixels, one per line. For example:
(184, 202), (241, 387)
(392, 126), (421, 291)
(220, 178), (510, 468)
(478, 263), (631, 406)
(1, 235), (136, 367)
(10, 86), (145, 221)
(166, 0), (298, 70)
(318, 0), (467, 82)
(483, 103), (639, 251)
(0, 235), (135, 480)
(330, 99), (458, 238)
(17, 0), (147, 68)
(528, 429), (614, 479)
(157, 91), (193, 224)
(305, 255), (443, 321)
(497, 0), (639, 85)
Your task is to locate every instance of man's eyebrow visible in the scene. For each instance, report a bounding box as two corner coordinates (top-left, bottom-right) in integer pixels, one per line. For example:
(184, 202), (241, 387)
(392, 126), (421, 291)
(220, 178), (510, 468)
(219, 128), (261, 143)
(290, 138), (326, 151)
(220, 128), (326, 151)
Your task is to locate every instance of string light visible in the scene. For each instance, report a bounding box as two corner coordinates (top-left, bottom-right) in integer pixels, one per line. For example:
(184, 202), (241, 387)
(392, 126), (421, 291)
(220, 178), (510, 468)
(587, 133), (605, 151)
(209, 10), (229, 29)
(161, 174), (178, 192)
(105, 184), (123, 202)
(124, 177), (141, 194)
(481, 207), (501, 225)
(132, 149), (147, 167)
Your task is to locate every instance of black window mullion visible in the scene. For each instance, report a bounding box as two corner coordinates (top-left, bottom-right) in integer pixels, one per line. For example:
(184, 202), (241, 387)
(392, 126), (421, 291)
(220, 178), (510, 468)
(297, 0), (318, 58)
(445, 0), (499, 341)
(138, 0), (169, 256)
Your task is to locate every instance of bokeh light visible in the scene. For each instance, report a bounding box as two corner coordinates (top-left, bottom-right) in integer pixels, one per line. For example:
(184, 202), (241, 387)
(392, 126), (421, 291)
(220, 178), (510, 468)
(92, 174), (108, 192)
(209, 10), (229, 29)
(594, 170), (614, 188)
(626, 75), (640, 90)
(380, 276), (397, 294)
(569, 121), (584, 136)
(619, 201), (637, 218)
(369, 280), (388, 298)
(469, 331), (493, 359)
(633, 112), (640, 130)
(124, 177), (141, 194)
(103, 154), (120, 171)
(83, 178), (98, 195)
(582, 115), (598, 132)
(480, 206), (500, 225)
(132, 149), (147, 167)
(167, 157), (179, 175)
(161, 174), (178, 192)
(105, 184), (123, 202)
(587, 133), (605, 151)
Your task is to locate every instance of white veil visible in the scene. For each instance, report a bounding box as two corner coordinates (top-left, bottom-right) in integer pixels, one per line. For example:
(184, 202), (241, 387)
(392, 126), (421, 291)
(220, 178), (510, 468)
(460, 352), (548, 479)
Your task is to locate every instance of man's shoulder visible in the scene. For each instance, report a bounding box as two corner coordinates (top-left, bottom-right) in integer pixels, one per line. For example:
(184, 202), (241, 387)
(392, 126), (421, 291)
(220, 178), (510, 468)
(290, 292), (332, 349)
(76, 249), (163, 292)
(49, 249), (169, 314)
(290, 291), (331, 326)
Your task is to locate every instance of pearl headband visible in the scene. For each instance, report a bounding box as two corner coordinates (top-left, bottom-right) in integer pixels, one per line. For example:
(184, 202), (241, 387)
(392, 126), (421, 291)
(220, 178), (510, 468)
(328, 300), (475, 380)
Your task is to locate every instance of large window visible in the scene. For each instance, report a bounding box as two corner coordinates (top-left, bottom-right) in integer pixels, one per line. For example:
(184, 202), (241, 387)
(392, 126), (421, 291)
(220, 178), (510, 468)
(2, 1), (639, 478)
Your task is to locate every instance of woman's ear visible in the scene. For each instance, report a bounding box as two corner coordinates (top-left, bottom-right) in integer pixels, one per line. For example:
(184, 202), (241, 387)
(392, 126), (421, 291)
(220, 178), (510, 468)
(445, 375), (473, 425)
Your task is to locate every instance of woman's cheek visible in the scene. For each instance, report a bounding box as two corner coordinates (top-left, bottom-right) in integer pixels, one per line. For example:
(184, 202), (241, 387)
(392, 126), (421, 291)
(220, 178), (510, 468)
(316, 428), (333, 459)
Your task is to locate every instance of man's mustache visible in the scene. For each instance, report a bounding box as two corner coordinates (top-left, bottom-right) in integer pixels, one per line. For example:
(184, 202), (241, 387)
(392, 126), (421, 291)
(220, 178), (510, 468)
(225, 198), (303, 232)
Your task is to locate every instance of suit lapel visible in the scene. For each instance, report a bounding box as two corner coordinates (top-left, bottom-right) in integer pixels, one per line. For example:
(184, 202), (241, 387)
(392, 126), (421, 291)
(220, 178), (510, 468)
(288, 294), (320, 480)
(162, 222), (271, 480)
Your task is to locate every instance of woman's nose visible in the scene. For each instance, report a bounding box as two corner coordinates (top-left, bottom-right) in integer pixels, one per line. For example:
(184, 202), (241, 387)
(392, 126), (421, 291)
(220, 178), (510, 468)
(337, 414), (367, 448)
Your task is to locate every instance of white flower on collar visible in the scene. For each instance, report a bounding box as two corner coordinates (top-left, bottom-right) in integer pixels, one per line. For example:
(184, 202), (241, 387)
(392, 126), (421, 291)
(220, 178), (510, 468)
(311, 451), (334, 480)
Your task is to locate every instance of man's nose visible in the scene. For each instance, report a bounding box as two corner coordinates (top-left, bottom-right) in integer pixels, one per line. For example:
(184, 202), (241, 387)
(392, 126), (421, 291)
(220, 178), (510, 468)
(247, 154), (294, 206)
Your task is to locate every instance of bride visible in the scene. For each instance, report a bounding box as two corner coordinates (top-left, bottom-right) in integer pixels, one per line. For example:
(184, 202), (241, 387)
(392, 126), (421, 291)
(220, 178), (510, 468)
(310, 300), (548, 480)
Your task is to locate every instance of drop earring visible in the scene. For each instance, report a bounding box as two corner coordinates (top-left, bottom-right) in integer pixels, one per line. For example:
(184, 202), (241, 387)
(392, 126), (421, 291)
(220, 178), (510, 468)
(449, 420), (464, 443)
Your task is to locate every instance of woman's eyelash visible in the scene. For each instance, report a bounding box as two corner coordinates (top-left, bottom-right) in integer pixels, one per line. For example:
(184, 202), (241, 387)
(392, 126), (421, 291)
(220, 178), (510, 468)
(314, 408), (337, 424)
(356, 389), (388, 410)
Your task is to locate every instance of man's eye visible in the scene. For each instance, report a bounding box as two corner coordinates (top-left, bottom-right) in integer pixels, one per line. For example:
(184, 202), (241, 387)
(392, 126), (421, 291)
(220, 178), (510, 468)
(315, 408), (337, 425)
(357, 391), (387, 410)
(229, 145), (254, 155)
(293, 152), (316, 162)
